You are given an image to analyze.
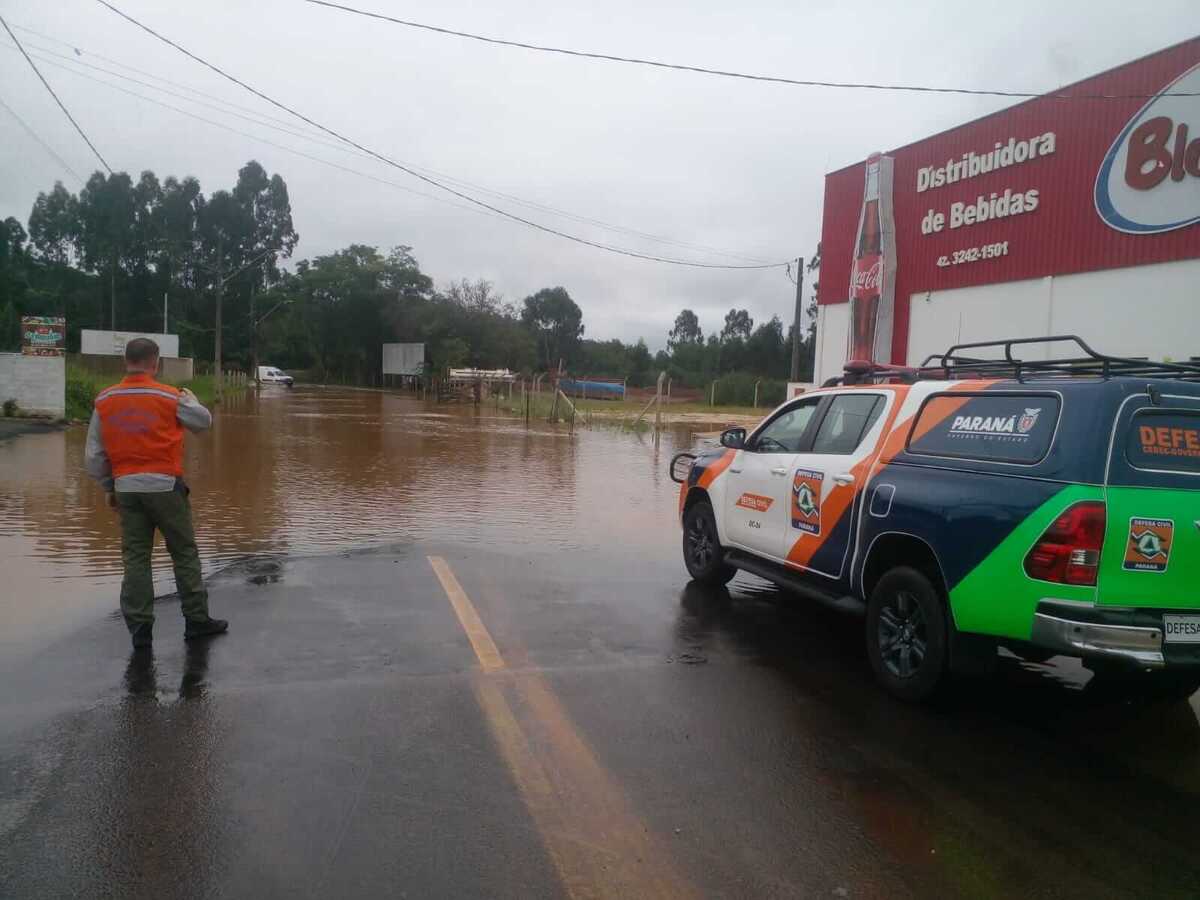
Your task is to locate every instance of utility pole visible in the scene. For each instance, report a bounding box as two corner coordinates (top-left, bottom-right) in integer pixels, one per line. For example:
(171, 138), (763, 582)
(250, 284), (258, 388)
(214, 235), (224, 403)
(163, 291), (168, 334)
(789, 256), (805, 382)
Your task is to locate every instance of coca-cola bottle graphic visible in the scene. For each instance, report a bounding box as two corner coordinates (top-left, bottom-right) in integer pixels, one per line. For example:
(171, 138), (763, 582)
(848, 154), (884, 363)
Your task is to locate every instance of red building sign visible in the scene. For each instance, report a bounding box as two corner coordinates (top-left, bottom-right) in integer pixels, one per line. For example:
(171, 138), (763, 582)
(819, 38), (1200, 366)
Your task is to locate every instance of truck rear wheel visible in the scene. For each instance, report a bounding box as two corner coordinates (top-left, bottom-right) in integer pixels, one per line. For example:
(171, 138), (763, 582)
(866, 567), (949, 702)
(682, 501), (736, 586)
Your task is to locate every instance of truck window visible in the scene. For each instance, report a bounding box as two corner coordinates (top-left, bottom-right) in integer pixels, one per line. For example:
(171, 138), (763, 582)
(907, 393), (1060, 465)
(750, 398), (821, 453)
(811, 395), (884, 454)
(1126, 411), (1200, 474)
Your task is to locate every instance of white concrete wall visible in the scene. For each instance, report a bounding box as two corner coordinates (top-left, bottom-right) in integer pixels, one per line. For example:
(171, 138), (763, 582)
(0, 353), (66, 417)
(813, 303), (851, 385)
(80, 330), (180, 358)
(908, 257), (1200, 366)
(814, 257), (1200, 381)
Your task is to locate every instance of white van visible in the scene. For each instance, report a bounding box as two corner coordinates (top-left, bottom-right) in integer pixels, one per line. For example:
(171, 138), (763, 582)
(256, 365), (294, 387)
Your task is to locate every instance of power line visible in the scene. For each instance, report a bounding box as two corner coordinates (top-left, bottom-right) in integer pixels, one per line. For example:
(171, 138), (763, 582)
(0, 91), (82, 181)
(0, 14), (111, 173)
(306, 1), (1200, 101)
(5, 48), (504, 223)
(2, 32), (771, 263)
(7, 20), (334, 142)
(94, 0), (790, 270)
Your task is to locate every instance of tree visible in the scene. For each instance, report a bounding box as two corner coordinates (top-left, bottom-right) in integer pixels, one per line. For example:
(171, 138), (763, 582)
(445, 278), (502, 314)
(434, 337), (469, 372)
(720, 308), (753, 342)
(0, 218), (27, 349)
(668, 308), (702, 349)
(746, 315), (788, 378)
(28, 182), (79, 266)
(521, 286), (583, 370)
(232, 160), (298, 289)
(77, 171), (135, 329)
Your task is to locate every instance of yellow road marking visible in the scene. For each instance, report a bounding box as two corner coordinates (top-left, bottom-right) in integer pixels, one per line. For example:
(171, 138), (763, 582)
(427, 556), (696, 900)
(428, 555), (505, 672)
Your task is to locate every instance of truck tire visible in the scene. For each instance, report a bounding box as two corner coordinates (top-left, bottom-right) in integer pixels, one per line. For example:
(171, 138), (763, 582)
(866, 567), (949, 702)
(682, 501), (736, 586)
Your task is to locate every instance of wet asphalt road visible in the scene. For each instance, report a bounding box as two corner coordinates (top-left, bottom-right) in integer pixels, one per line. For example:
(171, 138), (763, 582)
(5, 539), (1200, 899)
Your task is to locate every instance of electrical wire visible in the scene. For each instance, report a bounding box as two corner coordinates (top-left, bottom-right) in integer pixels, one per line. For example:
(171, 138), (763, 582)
(0, 13), (111, 173)
(2, 30), (771, 264)
(7, 20), (334, 142)
(306, 1), (1200, 101)
(94, 0), (791, 270)
(4, 48), (507, 224)
(0, 91), (82, 181)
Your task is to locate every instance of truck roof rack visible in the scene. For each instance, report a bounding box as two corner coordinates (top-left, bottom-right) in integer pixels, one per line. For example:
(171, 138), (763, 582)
(919, 336), (1200, 382)
(824, 336), (1200, 386)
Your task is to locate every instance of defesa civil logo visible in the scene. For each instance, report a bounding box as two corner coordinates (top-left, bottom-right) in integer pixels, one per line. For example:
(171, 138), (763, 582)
(1095, 61), (1200, 234)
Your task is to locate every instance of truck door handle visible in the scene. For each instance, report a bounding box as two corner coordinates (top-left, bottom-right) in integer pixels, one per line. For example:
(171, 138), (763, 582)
(833, 473), (855, 486)
(729, 466), (743, 474)
(770, 467), (789, 476)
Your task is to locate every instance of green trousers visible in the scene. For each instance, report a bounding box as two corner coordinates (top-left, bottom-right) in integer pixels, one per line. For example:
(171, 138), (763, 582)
(116, 489), (209, 632)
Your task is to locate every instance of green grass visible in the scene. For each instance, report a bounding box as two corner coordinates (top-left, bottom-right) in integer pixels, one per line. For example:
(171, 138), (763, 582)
(499, 392), (769, 424)
(65, 366), (241, 421)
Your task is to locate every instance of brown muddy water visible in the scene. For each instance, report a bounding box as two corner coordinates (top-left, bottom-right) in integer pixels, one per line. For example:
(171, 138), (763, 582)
(0, 387), (737, 656)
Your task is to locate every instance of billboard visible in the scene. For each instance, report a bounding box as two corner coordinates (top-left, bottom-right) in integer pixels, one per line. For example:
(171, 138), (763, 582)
(382, 342), (425, 375)
(21, 316), (65, 356)
(819, 37), (1200, 365)
(80, 330), (181, 358)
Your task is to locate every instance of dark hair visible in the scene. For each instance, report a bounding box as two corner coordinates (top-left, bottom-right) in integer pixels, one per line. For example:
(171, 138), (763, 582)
(125, 337), (160, 365)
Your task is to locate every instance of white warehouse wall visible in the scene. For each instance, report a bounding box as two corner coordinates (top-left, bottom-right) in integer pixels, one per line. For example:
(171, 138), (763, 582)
(908, 257), (1200, 366)
(815, 256), (1200, 382)
(813, 303), (850, 385)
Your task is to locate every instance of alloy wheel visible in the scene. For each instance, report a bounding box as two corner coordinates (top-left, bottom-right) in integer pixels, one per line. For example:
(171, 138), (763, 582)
(878, 590), (927, 679)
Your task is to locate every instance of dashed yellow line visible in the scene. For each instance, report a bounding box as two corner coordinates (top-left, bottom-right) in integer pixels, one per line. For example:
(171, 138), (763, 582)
(427, 555), (696, 900)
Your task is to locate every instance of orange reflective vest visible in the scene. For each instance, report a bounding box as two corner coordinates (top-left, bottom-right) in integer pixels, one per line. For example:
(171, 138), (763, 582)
(94, 374), (185, 479)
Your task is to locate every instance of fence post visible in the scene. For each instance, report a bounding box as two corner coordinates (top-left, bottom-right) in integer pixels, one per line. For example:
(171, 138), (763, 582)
(754, 379), (761, 408)
(654, 371), (665, 432)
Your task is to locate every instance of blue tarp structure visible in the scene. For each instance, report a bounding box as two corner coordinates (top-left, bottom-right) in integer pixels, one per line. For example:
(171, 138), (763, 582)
(560, 378), (624, 399)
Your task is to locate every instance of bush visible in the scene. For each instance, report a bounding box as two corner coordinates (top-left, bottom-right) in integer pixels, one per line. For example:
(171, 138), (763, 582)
(711, 372), (786, 408)
(65, 366), (103, 421)
(3, 398), (17, 417)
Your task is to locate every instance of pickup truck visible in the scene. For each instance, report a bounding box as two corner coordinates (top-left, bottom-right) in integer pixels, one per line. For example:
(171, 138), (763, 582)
(672, 337), (1200, 701)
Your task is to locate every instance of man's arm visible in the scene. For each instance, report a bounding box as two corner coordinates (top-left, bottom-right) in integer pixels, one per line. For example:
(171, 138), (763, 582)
(84, 409), (114, 492)
(177, 388), (213, 433)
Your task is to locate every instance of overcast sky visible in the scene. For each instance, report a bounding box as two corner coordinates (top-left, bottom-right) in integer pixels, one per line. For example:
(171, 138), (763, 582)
(1, 0), (1193, 348)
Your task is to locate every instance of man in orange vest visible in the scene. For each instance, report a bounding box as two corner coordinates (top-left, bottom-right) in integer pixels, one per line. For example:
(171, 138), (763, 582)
(85, 337), (228, 649)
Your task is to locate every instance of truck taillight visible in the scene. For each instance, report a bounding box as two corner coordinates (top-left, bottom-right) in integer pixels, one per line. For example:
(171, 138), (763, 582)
(1023, 501), (1106, 586)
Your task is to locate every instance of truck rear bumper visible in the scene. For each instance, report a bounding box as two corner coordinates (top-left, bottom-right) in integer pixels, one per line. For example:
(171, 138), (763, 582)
(1031, 611), (1164, 668)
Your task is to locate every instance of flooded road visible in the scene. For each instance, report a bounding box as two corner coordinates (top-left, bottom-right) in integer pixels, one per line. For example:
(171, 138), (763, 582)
(0, 387), (691, 656)
(4, 387), (1200, 898)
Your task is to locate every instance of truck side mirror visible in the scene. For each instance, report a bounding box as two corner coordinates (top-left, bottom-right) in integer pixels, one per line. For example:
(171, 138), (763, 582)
(720, 427), (747, 449)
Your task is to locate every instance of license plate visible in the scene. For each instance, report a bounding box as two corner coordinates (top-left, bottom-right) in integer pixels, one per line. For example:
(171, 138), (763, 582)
(1163, 615), (1200, 643)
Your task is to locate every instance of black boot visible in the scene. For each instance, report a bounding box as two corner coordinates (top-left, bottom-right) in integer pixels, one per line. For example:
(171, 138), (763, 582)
(130, 622), (154, 649)
(184, 617), (229, 640)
